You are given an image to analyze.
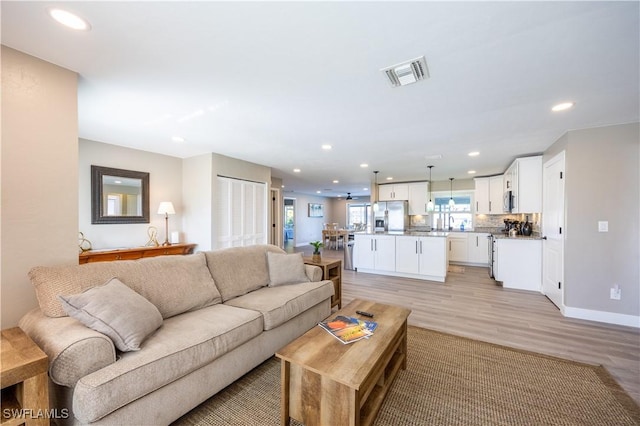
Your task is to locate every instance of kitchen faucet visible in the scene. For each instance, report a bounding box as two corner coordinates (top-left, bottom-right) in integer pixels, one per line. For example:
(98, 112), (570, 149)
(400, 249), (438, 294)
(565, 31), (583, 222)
(448, 215), (454, 231)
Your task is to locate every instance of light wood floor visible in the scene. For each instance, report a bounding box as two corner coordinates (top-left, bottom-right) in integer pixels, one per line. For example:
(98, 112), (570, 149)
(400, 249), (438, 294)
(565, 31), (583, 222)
(291, 244), (640, 404)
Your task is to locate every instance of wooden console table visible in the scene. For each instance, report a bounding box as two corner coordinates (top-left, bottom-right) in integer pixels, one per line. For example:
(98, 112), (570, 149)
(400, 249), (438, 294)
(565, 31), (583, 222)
(302, 257), (341, 309)
(1, 328), (49, 426)
(79, 243), (196, 264)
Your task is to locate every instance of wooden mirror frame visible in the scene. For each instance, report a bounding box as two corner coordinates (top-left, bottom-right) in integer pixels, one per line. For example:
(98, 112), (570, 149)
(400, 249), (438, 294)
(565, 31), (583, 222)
(91, 165), (150, 224)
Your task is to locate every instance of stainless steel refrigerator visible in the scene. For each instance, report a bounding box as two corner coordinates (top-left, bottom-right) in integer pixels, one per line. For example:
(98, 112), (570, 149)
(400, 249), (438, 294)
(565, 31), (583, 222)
(373, 201), (409, 232)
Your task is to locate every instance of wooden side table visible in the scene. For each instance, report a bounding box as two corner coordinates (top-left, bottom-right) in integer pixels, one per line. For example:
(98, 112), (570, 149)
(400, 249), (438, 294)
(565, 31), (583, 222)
(302, 257), (342, 309)
(1, 328), (50, 426)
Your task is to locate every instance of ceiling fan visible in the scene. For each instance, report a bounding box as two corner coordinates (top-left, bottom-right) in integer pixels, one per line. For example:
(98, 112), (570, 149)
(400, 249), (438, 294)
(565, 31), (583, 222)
(345, 192), (358, 200)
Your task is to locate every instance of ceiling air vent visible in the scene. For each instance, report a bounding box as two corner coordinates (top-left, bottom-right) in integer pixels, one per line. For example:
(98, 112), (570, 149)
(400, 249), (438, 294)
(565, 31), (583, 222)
(381, 56), (429, 88)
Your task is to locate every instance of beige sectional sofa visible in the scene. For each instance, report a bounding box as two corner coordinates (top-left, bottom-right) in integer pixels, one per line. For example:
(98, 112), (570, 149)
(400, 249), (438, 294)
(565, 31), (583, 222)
(19, 244), (334, 425)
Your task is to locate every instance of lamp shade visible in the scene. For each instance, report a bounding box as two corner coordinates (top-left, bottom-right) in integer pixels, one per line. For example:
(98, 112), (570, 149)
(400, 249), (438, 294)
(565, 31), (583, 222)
(157, 201), (176, 215)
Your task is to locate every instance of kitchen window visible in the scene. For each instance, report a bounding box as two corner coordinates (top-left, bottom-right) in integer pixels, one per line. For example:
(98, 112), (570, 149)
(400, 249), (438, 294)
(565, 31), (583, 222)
(430, 192), (473, 231)
(347, 203), (370, 229)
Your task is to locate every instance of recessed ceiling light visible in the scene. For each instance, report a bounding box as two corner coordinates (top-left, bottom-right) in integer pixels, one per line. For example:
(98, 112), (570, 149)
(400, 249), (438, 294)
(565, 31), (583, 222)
(386, 177), (393, 180)
(363, 187), (368, 191)
(316, 191), (321, 194)
(322, 144), (332, 150)
(172, 136), (185, 143)
(281, 185), (285, 188)
(468, 170), (476, 174)
(293, 168), (301, 173)
(114, 180), (122, 184)
(552, 102), (575, 112)
(48, 8), (91, 31)
(468, 151), (480, 157)
(333, 180), (339, 184)
(360, 163), (369, 168)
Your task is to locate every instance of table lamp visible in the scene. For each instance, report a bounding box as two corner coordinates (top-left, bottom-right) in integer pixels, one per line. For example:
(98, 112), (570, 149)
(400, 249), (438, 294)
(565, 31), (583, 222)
(157, 201), (176, 246)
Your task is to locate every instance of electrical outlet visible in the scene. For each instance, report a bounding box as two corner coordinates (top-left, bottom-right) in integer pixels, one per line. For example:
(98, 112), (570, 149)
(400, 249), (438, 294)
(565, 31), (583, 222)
(610, 285), (621, 300)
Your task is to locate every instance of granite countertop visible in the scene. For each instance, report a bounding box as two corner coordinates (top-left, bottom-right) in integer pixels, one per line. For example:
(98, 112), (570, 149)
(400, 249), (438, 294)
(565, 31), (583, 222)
(493, 233), (543, 240)
(356, 231), (449, 238)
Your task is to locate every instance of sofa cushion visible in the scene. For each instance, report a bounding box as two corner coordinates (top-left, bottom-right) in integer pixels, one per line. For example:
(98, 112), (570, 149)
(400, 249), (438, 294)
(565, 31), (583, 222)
(224, 280), (334, 330)
(203, 245), (284, 301)
(59, 278), (163, 352)
(267, 252), (310, 287)
(29, 253), (221, 319)
(72, 304), (263, 423)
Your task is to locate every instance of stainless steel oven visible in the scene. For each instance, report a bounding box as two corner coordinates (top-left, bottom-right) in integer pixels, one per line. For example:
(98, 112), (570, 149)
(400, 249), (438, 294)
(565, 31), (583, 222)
(488, 235), (496, 278)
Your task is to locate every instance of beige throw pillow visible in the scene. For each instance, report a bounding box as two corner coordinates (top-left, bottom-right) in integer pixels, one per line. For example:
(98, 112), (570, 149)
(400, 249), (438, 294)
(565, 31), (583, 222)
(267, 252), (310, 287)
(58, 277), (163, 352)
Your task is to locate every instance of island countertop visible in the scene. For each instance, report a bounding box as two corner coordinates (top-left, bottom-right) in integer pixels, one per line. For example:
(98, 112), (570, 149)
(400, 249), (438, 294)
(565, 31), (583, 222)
(355, 231), (449, 238)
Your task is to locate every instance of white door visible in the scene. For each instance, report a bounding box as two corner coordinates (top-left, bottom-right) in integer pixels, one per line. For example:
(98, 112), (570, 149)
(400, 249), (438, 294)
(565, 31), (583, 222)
(542, 152), (565, 309)
(217, 177), (267, 248)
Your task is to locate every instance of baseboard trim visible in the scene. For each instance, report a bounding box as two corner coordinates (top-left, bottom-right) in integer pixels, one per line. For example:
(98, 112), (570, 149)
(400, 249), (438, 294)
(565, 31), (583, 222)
(563, 306), (640, 328)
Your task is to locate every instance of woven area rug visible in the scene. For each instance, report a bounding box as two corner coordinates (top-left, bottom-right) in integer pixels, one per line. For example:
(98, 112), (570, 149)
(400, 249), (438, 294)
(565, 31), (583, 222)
(173, 326), (640, 426)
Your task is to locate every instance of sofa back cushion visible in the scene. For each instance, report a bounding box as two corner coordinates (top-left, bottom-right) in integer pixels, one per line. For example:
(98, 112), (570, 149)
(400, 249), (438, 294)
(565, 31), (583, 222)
(203, 245), (284, 302)
(29, 253), (221, 319)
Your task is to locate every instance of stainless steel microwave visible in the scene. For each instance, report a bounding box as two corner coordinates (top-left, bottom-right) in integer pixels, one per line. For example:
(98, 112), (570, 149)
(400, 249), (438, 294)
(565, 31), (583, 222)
(503, 190), (513, 213)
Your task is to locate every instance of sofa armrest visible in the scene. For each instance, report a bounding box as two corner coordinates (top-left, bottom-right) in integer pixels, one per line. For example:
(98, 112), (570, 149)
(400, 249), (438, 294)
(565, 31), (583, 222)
(19, 308), (116, 387)
(304, 264), (323, 282)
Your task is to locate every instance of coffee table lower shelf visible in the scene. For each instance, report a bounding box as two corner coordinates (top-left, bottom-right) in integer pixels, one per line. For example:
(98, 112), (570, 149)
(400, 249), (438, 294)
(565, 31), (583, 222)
(277, 299), (410, 426)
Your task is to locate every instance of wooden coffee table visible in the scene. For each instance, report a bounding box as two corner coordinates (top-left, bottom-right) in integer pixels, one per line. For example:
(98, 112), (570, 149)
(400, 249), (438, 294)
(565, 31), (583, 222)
(276, 299), (411, 426)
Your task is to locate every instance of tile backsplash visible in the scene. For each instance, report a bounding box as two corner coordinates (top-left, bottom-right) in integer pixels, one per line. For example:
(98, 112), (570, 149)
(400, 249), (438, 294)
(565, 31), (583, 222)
(475, 213), (541, 232)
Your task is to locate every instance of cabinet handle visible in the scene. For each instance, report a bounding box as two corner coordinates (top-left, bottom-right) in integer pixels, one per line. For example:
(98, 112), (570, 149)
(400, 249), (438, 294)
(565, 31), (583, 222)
(449, 241), (451, 251)
(371, 240), (373, 251)
(420, 240), (423, 254)
(476, 201), (478, 211)
(375, 239), (377, 251)
(476, 236), (479, 247)
(415, 241), (418, 254)
(489, 201), (492, 211)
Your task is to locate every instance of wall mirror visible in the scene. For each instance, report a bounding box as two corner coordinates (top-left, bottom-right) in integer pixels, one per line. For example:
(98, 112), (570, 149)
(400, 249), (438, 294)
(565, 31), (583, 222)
(91, 165), (150, 224)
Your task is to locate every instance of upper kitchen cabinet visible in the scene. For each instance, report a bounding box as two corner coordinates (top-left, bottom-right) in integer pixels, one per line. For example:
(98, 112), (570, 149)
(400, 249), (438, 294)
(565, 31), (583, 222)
(408, 182), (430, 215)
(505, 156), (542, 213)
(378, 183), (409, 201)
(474, 175), (503, 214)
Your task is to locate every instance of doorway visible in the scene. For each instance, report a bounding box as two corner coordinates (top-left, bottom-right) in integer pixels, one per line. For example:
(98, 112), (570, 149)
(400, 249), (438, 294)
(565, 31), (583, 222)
(284, 198), (296, 251)
(542, 151), (565, 309)
(270, 188), (282, 248)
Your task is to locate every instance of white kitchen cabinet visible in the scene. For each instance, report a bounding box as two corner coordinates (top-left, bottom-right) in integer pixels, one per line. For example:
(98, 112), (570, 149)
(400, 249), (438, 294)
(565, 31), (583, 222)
(418, 237), (448, 279)
(378, 183), (409, 201)
(395, 236), (447, 281)
(354, 234), (396, 272)
(467, 232), (490, 265)
(474, 175), (503, 214)
(494, 238), (542, 292)
(506, 156), (542, 213)
(408, 182), (430, 215)
(447, 233), (468, 263)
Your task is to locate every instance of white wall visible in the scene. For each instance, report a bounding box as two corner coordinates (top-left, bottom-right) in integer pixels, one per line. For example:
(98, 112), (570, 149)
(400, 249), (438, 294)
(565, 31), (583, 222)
(79, 139), (183, 249)
(1, 47), (78, 327)
(182, 154), (213, 250)
(182, 153), (272, 250)
(545, 122), (639, 322)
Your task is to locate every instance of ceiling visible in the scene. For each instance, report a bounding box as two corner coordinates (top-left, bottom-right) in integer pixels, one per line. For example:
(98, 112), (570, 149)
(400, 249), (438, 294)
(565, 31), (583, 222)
(2, 1), (638, 198)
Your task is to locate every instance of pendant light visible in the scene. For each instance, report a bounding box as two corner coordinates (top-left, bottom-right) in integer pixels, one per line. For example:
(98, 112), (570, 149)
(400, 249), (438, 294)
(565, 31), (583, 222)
(373, 171), (380, 212)
(427, 165), (434, 212)
(448, 177), (455, 209)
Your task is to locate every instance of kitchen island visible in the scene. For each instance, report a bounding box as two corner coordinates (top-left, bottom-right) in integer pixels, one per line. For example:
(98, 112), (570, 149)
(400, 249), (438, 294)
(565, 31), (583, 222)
(354, 231), (449, 282)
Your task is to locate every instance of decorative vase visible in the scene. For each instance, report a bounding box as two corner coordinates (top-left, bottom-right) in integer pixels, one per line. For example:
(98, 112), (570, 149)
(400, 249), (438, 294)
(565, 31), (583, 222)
(312, 253), (321, 262)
